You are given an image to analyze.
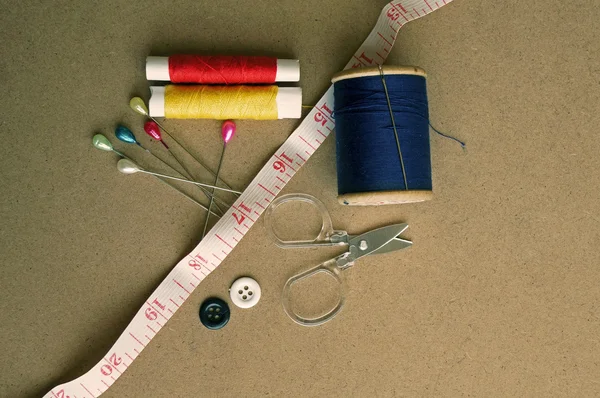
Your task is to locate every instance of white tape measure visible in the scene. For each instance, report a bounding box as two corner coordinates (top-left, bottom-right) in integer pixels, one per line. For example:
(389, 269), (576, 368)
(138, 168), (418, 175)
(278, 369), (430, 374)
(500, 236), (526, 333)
(45, 1), (452, 396)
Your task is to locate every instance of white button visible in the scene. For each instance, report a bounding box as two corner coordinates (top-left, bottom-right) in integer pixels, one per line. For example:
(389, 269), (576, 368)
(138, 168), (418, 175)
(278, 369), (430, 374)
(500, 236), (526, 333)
(229, 277), (261, 309)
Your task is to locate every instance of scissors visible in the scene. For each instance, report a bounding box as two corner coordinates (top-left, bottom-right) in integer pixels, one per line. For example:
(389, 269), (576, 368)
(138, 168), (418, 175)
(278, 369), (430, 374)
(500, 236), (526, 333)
(264, 193), (412, 327)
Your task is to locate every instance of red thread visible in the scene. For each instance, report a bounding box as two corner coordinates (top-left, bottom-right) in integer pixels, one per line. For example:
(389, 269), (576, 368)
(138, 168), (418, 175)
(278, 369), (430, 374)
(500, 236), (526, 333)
(168, 55), (278, 84)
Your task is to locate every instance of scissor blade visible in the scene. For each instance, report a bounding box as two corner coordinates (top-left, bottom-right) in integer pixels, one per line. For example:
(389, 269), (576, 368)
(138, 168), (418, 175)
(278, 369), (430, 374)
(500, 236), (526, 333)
(369, 237), (412, 256)
(348, 223), (410, 260)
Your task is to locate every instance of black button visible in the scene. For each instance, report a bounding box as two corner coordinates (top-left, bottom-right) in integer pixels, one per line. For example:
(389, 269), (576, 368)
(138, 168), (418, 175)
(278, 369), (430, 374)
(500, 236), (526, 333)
(199, 297), (230, 330)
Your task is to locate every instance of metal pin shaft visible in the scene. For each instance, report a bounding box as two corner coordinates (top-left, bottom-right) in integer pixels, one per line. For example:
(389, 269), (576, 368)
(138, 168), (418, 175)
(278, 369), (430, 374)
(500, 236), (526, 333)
(150, 117), (236, 193)
(135, 140), (227, 215)
(111, 149), (220, 218)
(202, 144), (227, 238)
(136, 169), (241, 195)
(378, 65), (408, 190)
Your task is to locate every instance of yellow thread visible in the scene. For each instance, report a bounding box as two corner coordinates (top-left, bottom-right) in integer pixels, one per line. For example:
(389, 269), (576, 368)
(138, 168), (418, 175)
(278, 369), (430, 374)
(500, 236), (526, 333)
(164, 85), (279, 120)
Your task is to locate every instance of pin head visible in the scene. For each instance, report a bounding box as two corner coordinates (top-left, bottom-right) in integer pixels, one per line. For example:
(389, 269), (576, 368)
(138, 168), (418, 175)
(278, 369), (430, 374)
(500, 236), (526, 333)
(221, 120), (236, 144)
(92, 134), (113, 152)
(115, 125), (138, 145)
(117, 158), (141, 174)
(130, 97), (149, 116)
(144, 121), (162, 141)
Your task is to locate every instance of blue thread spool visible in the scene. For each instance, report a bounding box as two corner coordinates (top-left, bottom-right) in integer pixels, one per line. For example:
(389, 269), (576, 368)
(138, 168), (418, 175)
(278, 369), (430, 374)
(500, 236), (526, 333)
(332, 66), (433, 206)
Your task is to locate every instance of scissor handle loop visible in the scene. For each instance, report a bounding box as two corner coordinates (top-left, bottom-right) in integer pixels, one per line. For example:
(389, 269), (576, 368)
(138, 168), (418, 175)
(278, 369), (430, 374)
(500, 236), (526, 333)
(281, 258), (346, 327)
(264, 193), (340, 248)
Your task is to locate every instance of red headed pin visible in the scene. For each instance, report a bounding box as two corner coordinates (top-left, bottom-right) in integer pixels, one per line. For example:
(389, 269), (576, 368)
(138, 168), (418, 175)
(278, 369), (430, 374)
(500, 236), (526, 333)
(144, 121), (169, 149)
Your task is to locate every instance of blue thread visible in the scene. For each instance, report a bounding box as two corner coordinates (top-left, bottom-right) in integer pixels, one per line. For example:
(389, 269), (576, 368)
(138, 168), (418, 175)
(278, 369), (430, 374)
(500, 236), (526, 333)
(333, 74), (432, 197)
(429, 123), (466, 148)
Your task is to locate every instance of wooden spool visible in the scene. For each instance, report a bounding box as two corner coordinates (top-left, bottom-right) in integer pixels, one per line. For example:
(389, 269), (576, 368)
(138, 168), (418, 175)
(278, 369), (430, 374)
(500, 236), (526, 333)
(331, 65), (433, 206)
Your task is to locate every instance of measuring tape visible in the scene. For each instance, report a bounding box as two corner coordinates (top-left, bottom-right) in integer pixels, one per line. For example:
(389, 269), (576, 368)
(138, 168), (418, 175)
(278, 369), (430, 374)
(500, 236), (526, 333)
(45, 1), (452, 396)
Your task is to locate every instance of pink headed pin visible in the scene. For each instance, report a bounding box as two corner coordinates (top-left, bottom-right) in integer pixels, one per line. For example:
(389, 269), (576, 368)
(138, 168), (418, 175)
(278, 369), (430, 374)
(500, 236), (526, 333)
(144, 121), (169, 149)
(221, 120), (236, 145)
(201, 120), (237, 238)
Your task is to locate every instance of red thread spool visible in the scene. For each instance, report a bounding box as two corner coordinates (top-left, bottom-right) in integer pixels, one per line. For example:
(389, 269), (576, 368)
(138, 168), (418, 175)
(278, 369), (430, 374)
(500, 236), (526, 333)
(170, 55), (276, 84)
(146, 55), (300, 84)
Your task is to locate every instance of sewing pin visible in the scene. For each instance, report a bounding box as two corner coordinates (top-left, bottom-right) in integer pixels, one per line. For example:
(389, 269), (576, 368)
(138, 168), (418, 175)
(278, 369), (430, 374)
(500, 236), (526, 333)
(144, 120), (197, 180)
(115, 125), (227, 213)
(92, 134), (218, 215)
(117, 159), (241, 195)
(144, 120), (169, 149)
(93, 133), (127, 158)
(378, 64), (408, 190)
(129, 97), (234, 190)
(115, 125), (150, 152)
(202, 120), (236, 238)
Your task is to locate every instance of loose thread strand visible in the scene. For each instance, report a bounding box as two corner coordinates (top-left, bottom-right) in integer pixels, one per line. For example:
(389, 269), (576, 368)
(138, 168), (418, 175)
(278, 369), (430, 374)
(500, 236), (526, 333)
(429, 123), (466, 149)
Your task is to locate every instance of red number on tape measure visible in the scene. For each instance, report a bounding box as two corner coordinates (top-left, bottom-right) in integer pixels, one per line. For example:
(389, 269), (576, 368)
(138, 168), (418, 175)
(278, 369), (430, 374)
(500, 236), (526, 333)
(273, 161), (286, 172)
(193, 254), (208, 263)
(314, 112), (327, 126)
(109, 353), (122, 366)
(239, 202), (252, 213)
(387, 8), (400, 20)
(145, 307), (157, 321)
(188, 259), (202, 270)
(152, 299), (166, 311)
(279, 152), (294, 164)
(100, 364), (112, 376)
(232, 213), (245, 224)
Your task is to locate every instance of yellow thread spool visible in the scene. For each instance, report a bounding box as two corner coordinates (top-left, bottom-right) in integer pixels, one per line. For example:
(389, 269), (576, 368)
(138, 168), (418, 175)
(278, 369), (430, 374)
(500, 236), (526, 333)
(165, 85), (278, 120)
(149, 85), (302, 120)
